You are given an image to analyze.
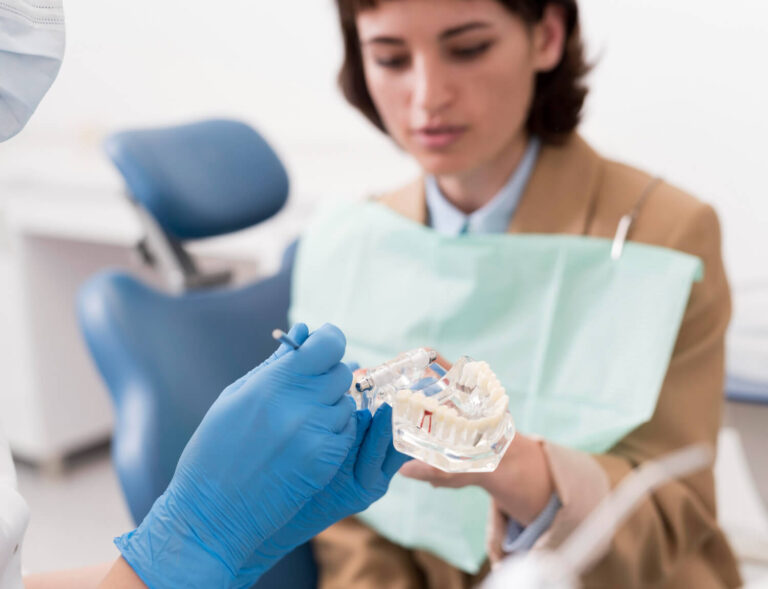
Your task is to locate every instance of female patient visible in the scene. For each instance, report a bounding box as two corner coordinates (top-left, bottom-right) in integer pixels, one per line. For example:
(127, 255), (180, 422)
(296, 0), (741, 587)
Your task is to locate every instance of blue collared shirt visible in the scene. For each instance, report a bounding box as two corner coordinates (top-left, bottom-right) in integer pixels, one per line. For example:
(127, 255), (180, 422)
(502, 493), (561, 553)
(425, 137), (540, 236)
(425, 136), (559, 553)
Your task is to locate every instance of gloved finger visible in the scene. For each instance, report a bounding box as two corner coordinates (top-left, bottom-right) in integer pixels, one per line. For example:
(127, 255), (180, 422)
(354, 403), (395, 488)
(338, 406), (358, 449)
(345, 361), (360, 372)
(355, 408), (373, 437)
(280, 324), (346, 376)
(219, 371), (252, 399)
(291, 362), (352, 405)
(382, 440), (412, 478)
(320, 362), (354, 404)
(352, 409), (373, 450)
(263, 323), (310, 367)
(224, 324), (310, 399)
(325, 394), (357, 433)
(334, 409), (373, 478)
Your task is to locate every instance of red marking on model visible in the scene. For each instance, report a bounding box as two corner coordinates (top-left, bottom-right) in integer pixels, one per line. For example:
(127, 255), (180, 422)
(419, 411), (433, 433)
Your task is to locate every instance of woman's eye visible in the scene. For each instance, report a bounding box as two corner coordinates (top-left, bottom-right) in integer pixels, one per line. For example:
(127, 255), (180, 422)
(375, 55), (410, 69)
(450, 41), (493, 60)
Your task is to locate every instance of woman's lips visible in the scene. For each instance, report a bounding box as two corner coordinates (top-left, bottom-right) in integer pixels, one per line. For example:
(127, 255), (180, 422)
(413, 125), (468, 149)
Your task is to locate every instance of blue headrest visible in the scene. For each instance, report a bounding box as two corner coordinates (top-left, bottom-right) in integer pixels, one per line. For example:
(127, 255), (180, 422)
(104, 119), (289, 240)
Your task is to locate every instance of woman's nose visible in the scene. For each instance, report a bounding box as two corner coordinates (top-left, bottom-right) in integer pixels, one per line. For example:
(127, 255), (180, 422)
(411, 56), (454, 117)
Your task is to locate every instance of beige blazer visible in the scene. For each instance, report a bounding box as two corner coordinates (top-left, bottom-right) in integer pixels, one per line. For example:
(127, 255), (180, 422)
(375, 134), (741, 588)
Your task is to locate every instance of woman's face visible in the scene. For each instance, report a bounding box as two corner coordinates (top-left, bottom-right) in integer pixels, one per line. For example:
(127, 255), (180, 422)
(357, 0), (564, 177)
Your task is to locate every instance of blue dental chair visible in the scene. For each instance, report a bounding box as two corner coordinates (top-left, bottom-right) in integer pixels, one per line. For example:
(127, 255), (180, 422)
(76, 119), (313, 587)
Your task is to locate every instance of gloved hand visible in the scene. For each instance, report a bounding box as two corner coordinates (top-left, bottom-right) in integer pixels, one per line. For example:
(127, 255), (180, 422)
(115, 323), (357, 589)
(237, 402), (411, 581)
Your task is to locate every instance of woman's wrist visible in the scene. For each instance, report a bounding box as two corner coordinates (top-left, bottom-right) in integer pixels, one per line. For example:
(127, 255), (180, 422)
(98, 558), (147, 588)
(479, 433), (555, 526)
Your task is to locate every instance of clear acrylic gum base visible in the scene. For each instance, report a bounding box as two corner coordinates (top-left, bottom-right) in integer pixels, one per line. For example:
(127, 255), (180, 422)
(351, 350), (516, 473)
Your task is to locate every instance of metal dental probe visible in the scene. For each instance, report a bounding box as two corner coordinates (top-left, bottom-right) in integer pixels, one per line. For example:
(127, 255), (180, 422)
(272, 328), (301, 350)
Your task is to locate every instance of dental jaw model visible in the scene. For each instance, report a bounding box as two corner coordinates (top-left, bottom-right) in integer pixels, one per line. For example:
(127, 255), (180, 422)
(353, 350), (515, 473)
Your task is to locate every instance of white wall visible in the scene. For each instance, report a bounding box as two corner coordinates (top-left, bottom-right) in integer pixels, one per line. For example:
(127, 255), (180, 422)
(0, 0), (766, 284)
(578, 0), (768, 288)
(0, 0), (418, 204)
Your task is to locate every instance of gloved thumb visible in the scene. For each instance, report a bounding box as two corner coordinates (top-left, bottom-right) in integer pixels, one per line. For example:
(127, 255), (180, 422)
(354, 409), (373, 446)
(355, 403), (397, 488)
(263, 323), (310, 367)
(219, 323), (311, 399)
(280, 323), (347, 376)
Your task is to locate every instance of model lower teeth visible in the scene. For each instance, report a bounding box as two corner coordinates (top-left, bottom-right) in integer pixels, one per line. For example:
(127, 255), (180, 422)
(350, 351), (515, 473)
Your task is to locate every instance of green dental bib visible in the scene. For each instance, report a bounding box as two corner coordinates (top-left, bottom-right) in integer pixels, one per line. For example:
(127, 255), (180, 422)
(290, 201), (702, 573)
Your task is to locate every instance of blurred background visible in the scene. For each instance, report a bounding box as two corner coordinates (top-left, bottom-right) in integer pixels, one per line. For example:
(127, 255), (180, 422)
(0, 0), (766, 581)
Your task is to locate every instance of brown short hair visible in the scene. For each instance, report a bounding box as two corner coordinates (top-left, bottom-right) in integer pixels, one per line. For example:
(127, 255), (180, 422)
(335, 0), (589, 144)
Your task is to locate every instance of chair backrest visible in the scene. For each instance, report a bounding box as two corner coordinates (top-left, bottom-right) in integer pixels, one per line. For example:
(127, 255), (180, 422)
(104, 119), (290, 291)
(83, 118), (314, 586)
(104, 119), (289, 240)
(78, 262), (293, 522)
(77, 250), (317, 588)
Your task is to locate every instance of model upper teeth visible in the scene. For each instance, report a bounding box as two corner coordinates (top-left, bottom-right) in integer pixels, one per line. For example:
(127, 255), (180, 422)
(392, 360), (509, 447)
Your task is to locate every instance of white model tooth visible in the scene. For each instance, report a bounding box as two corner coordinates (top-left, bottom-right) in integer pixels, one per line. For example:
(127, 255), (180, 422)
(432, 407), (445, 438)
(439, 407), (458, 442)
(410, 391), (426, 415)
(452, 419), (464, 445)
(402, 393), (419, 422)
(467, 422), (484, 447)
(446, 412), (460, 434)
(462, 362), (479, 389)
(434, 406), (454, 441)
(478, 370), (492, 391)
(456, 417), (472, 445)
(481, 378), (499, 398)
(490, 385), (505, 403)
(415, 396), (429, 422)
(487, 411), (504, 432)
(393, 391), (408, 414)
(494, 397), (509, 415)
(458, 369), (469, 389)
(457, 363), (468, 387)
(407, 392), (426, 430)
(415, 397), (436, 433)
(435, 410), (451, 439)
(404, 400), (417, 422)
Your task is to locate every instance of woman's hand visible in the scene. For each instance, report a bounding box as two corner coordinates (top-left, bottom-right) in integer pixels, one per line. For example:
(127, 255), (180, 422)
(398, 460), (483, 489)
(399, 433), (555, 526)
(396, 350), (556, 524)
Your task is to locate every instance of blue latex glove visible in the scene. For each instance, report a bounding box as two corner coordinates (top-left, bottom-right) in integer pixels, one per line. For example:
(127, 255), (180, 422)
(237, 402), (411, 581)
(115, 323), (357, 589)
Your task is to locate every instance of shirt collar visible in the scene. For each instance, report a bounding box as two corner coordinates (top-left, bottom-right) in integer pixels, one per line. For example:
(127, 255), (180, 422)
(425, 136), (540, 236)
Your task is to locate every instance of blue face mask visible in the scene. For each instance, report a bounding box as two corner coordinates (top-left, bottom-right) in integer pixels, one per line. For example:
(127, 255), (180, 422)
(0, 1), (65, 142)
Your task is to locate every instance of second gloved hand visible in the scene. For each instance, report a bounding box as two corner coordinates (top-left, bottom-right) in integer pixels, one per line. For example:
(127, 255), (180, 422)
(238, 403), (411, 579)
(114, 323), (357, 589)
